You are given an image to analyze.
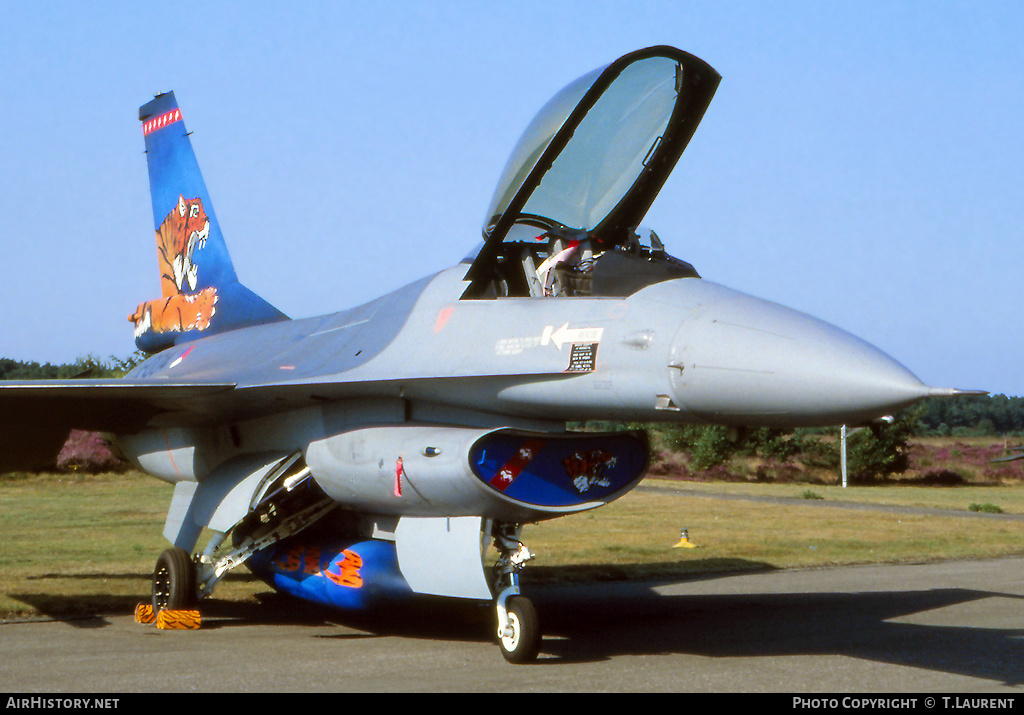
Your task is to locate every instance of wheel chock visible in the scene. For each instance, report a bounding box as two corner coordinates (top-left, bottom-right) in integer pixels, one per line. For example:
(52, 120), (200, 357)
(155, 609), (202, 630)
(672, 528), (698, 548)
(134, 603), (155, 624)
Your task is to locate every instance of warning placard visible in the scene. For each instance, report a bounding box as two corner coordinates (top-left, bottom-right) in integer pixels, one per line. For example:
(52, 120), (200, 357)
(566, 343), (598, 373)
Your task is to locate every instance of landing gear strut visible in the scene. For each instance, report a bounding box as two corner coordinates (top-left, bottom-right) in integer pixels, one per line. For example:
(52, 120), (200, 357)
(149, 471), (335, 617)
(493, 525), (541, 663)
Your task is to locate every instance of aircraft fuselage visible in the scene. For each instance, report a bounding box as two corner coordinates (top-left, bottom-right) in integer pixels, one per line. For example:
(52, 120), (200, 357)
(115, 265), (933, 524)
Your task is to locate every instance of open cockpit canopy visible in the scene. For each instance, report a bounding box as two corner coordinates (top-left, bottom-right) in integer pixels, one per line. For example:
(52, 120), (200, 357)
(462, 46), (720, 299)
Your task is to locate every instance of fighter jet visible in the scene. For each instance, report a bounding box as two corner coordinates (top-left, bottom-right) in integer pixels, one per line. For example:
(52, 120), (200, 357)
(0, 46), (966, 663)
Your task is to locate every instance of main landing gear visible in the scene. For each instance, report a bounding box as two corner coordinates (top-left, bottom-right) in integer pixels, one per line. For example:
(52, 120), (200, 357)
(148, 471), (336, 621)
(147, 508), (543, 664)
(152, 546), (196, 612)
(492, 524), (541, 663)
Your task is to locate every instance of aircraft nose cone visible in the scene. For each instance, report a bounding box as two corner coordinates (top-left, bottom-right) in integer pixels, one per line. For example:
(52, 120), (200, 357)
(667, 282), (932, 427)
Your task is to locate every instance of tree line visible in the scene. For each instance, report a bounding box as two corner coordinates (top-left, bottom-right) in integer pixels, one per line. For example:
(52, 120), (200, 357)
(913, 393), (1024, 437)
(0, 354), (144, 380)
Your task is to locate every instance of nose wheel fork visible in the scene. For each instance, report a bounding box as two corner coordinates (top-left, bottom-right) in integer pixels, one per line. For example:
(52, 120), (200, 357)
(493, 525), (541, 663)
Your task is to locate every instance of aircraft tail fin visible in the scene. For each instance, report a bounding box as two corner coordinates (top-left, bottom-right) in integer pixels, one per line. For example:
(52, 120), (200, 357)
(131, 92), (288, 354)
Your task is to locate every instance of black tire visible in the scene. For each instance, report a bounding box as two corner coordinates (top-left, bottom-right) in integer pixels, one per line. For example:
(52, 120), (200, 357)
(152, 547), (196, 612)
(498, 596), (541, 664)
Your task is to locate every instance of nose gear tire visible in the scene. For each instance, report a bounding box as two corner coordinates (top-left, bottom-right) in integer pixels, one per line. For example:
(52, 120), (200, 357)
(498, 595), (541, 663)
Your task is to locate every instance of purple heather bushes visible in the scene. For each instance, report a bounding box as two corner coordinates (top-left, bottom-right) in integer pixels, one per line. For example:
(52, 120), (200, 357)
(647, 435), (1024, 485)
(55, 430), (128, 473)
(908, 441), (1024, 483)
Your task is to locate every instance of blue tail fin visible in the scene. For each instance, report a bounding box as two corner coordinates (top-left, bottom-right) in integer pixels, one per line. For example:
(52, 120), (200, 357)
(130, 91), (287, 354)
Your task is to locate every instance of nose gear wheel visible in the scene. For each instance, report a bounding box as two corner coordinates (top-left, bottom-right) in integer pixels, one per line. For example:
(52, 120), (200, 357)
(498, 595), (540, 663)
(492, 524), (541, 663)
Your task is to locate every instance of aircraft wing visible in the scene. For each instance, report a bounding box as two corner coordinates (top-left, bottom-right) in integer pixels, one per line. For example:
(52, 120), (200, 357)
(0, 368), (565, 472)
(0, 365), (566, 429)
(0, 379), (237, 428)
(0, 380), (235, 471)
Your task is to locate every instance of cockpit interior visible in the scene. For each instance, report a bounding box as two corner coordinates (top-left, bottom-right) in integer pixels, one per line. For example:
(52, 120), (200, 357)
(468, 220), (699, 299)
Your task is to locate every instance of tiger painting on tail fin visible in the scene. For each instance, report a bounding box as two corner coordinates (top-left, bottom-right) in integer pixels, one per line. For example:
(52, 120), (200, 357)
(129, 194), (219, 339)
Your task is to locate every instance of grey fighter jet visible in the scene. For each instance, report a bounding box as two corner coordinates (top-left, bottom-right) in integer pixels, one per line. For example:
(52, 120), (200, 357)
(0, 47), (966, 662)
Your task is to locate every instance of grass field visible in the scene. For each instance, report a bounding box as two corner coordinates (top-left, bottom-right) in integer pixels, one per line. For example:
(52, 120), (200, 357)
(524, 479), (1024, 582)
(2, 462), (1022, 620)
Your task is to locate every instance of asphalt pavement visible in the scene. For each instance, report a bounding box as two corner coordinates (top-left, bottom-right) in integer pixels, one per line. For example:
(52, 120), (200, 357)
(2, 556), (1023, 693)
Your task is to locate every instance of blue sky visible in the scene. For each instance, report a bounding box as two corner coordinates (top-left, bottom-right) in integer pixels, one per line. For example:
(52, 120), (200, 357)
(1, 1), (1021, 397)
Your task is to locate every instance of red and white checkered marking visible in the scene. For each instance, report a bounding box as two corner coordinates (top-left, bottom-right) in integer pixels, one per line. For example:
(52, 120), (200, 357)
(142, 108), (182, 136)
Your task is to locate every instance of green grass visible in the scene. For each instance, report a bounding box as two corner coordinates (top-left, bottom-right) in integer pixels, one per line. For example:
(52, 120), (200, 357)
(0, 471), (259, 618)
(520, 482), (1024, 584)
(650, 477), (1024, 513)
(2, 470), (1023, 618)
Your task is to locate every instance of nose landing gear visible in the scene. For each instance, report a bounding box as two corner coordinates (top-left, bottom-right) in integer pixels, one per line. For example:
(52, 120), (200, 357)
(493, 525), (541, 663)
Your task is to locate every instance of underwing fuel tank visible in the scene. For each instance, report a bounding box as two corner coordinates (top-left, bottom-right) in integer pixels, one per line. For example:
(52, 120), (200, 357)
(247, 536), (415, 612)
(305, 426), (648, 521)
